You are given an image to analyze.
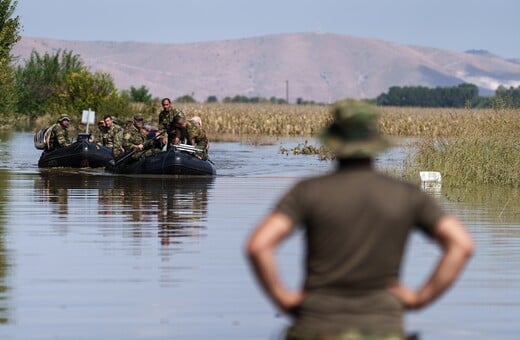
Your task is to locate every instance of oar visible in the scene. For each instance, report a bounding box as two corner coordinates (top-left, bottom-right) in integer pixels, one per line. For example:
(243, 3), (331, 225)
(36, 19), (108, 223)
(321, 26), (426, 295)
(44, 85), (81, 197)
(113, 134), (162, 166)
(114, 149), (138, 166)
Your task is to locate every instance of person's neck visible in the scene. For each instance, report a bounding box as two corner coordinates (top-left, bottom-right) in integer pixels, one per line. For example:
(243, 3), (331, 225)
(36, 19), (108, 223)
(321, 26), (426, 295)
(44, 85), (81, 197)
(337, 157), (373, 170)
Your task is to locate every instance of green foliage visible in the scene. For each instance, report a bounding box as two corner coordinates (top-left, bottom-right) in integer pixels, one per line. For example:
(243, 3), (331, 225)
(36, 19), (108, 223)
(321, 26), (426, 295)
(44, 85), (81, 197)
(296, 97), (318, 105)
(377, 83), (480, 108)
(375, 82), (520, 109)
(494, 85), (520, 108)
(127, 85), (152, 103)
(0, 0), (21, 116)
(405, 108), (520, 187)
(0, 0), (20, 59)
(206, 95), (218, 103)
(61, 69), (120, 113)
(222, 95), (288, 104)
(15, 50), (84, 117)
(413, 135), (520, 187)
(15, 49), (130, 119)
(175, 94), (197, 103)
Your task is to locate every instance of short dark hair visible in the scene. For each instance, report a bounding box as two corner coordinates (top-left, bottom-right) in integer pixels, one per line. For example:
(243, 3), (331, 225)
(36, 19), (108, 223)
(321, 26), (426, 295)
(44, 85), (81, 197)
(173, 114), (184, 126)
(161, 98), (171, 105)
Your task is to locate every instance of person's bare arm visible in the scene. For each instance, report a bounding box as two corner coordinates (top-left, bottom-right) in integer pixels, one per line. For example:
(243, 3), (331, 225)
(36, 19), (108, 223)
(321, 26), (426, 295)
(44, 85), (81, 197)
(389, 215), (475, 309)
(246, 212), (304, 315)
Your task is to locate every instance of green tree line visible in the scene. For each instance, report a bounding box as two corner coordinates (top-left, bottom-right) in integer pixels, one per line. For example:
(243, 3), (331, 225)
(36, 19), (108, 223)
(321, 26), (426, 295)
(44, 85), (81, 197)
(375, 83), (520, 108)
(0, 0), (20, 116)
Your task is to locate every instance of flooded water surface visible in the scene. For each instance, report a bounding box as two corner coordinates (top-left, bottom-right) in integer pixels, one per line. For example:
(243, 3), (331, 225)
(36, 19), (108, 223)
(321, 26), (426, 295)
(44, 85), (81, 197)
(0, 132), (519, 339)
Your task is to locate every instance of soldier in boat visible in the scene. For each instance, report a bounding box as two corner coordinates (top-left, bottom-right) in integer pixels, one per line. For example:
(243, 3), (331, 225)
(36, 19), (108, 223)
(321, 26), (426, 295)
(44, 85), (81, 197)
(172, 115), (209, 160)
(47, 114), (72, 152)
(103, 115), (125, 158)
(122, 114), (160, 160)
(158, 97), (186, 148)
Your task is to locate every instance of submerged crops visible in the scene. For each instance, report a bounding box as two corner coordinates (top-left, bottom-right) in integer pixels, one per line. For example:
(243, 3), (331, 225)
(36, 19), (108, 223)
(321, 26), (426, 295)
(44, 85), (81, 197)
(179, 104), (520, 187)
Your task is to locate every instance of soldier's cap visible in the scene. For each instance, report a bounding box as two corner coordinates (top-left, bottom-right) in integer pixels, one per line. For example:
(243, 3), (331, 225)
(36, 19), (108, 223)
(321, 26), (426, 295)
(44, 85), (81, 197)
(320, 99), (392, 158)
(133, 114), (144, 121)
(58, 114), (70, 122)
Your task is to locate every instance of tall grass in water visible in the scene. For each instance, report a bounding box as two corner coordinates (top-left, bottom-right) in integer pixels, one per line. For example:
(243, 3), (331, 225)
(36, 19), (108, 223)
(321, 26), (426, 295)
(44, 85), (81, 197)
(409, 108), (520, 187)
(179, 104), (520, 187)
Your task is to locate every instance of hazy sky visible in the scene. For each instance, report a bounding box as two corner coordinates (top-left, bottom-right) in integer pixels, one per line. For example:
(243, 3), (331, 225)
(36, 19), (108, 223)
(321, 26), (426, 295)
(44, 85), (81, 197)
(15, 0), (519, 58)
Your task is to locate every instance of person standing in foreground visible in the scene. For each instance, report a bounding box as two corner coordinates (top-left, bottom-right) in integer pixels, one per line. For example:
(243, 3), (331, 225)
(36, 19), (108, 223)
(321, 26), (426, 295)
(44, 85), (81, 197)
(47, 114), (72, 151)
(246, 100), (474, 339)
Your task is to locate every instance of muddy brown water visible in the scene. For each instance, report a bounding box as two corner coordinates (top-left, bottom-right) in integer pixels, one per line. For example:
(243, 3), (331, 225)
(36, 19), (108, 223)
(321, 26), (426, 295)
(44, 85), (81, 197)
(0, 132), (518, 339)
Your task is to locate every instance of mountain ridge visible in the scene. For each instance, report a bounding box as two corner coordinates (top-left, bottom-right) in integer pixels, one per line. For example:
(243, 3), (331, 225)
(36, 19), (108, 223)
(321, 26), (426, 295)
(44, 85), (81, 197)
(12, 32), (520, 102)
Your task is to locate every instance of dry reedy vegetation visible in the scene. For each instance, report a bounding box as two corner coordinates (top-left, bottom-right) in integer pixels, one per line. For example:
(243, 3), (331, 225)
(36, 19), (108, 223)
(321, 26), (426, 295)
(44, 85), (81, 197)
(171, 103), (331, 138)
(378, 106), (520, 138)
(171, 103), (520, 188)
(172, 104), (520, 140)
(387, 107), (520, 187)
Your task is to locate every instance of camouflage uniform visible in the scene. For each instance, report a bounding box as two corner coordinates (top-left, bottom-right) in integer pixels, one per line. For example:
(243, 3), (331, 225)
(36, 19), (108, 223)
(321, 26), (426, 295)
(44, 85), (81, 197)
(185, 120), (209, 159)
(94, 126), (108, 145)
(48, 123), (71, 151)
(122, 124), (156, 159)
(158, 107), (185, 144)
(105, 124), (124, 158)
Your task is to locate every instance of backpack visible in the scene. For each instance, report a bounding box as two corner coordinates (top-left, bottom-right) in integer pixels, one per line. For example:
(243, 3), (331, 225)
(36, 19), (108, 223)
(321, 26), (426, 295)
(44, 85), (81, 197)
(33, 124), (55, 150)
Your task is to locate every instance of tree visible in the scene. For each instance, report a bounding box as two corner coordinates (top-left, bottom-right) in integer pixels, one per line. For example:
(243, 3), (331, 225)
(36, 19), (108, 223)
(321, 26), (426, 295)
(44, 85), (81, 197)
(61, 68), (121, 114)
(15, 49), (130, 118)
(376, 83), (480, 108)
(128, 85), (152, 103)
(206, 95), (218, 103)
(175, 94), (196, 103)
(0, 0), (21, 116)
(15, 50), (84, 118)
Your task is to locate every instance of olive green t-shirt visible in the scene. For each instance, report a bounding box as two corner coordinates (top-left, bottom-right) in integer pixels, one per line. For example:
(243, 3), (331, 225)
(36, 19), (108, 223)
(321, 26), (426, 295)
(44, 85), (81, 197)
(274, 164), (444, 334)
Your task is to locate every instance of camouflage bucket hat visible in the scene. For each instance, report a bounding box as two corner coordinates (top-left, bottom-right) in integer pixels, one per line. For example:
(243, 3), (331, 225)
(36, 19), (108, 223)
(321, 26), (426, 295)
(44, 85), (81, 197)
(320, 99), (392, 158)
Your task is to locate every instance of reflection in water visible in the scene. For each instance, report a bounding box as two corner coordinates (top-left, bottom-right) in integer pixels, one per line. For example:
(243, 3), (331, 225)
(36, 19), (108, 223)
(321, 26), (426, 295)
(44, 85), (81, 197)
(443, 185), (520, 223)
(2, 133), (520, 338)
(34, 171), (214, 246)
(0, 169), (10, 324)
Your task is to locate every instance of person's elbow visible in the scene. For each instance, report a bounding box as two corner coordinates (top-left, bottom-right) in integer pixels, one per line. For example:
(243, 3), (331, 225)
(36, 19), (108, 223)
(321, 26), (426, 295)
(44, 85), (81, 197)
(458, 234), (475, 260)
(439, 215), (475, 259)
(245, 233), (264, 262)
(245, 213), (294, 261)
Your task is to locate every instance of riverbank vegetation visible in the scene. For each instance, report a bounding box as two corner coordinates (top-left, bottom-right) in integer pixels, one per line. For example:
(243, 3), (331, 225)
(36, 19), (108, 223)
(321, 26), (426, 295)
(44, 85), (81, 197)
(408, 108), (520, 188)
(169, 104), (519, 188)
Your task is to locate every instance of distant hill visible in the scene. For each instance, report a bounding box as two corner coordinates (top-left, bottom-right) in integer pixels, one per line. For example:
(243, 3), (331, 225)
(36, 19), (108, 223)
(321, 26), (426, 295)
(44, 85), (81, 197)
(12, 33), (520, 103)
